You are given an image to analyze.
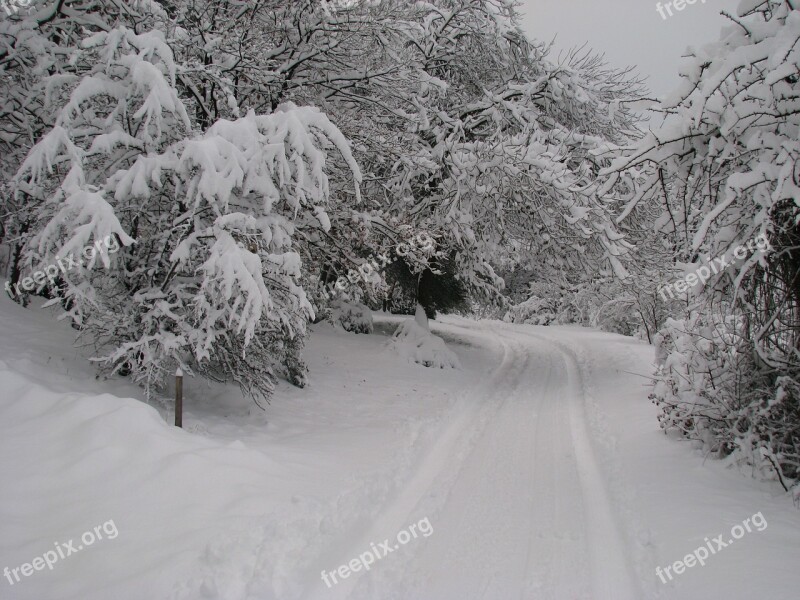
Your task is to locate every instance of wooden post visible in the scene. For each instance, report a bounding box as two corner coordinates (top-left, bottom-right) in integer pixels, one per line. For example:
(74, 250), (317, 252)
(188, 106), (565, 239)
(175, 367), (183, 428)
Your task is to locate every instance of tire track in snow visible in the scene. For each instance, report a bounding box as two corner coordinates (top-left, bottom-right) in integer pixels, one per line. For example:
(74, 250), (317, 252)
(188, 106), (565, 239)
(392, 330), (545, 600)
(505, 325), (640, 600)
(391, 322), (639, 600)
(302, 330), (528, 600)
(305, 320), (640, 600)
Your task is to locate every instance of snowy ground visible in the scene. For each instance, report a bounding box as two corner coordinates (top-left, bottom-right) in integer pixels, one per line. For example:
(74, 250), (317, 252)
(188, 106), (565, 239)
(0, 295), (798, 600)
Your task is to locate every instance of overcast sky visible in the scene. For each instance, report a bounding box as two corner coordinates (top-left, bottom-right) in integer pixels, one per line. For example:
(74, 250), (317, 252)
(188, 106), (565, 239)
(517, 0), (742, 96)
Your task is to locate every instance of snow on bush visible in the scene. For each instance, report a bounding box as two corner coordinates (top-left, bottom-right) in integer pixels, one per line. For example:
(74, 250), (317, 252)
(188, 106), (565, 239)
(610, 0), (800, 494)
(9, 26), (360, 401)
(503, 296), (555, 326)
(387, 311), (460, 369)
(331, 300), (373, 334)
(651, 312), (800, 493)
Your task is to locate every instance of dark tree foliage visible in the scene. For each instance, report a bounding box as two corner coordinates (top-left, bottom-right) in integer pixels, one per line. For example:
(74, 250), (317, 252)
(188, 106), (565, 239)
(386, 252), (469, 319)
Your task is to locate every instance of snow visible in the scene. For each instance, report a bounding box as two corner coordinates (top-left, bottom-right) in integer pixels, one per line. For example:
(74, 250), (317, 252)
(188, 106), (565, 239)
(331, 300), (373, 334)
(1, 296), (799, 599)
(386, 314), (462, 370)
(3, 3), (798, 598)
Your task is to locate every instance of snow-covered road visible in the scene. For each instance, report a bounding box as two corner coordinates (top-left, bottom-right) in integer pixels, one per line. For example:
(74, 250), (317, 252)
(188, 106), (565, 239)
(2, 301), (798, 600)
(306, 320), (641, 600)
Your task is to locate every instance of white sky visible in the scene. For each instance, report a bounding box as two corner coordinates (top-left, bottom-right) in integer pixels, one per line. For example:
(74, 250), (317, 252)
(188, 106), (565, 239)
(517, 0), (742, 96)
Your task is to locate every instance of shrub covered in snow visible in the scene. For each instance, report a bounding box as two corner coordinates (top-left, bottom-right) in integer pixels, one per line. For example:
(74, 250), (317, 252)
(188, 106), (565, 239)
(608, 0), (800, 495)
(503, 277), (669, 340)
(651, 313), (800, 493)
(387, 308), (460, 369)
(503, 296), (556, 326)
(332, 300), (373, 334)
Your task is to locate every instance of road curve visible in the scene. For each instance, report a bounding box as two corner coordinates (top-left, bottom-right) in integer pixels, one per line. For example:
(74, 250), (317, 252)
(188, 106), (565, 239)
(308, 320), (640, 600)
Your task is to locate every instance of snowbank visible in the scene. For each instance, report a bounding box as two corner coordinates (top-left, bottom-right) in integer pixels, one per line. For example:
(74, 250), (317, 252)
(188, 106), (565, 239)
(0, 358), (296, 600)
(0, 297), (473, 600)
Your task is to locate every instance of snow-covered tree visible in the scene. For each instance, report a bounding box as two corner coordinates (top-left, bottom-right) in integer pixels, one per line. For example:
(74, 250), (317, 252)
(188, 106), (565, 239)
(165, 0), (646, 318)
(606, 0), (800, 490)
(11, 24), (361, 400)
(0, 0), (141, 282)
(2, 0), (650, 391)
(377, 5), (645, 315)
